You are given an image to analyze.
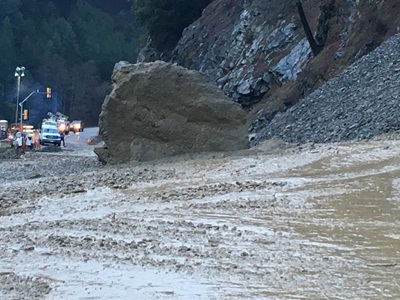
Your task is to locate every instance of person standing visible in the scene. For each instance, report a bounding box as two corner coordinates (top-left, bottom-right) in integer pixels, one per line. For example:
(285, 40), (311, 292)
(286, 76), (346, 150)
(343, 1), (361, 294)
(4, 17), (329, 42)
(34, 130), (41, 150)
(16, 132), (23, 150)
(60, 131), (66, 147)
(26, 134), (33, 150)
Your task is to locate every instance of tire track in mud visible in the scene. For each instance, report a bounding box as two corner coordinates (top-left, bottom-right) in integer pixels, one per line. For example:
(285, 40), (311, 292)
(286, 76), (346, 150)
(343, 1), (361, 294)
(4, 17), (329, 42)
(0, 272), (51, 300)
(0, 176), (366, 299)
(2, 139), (400, 298)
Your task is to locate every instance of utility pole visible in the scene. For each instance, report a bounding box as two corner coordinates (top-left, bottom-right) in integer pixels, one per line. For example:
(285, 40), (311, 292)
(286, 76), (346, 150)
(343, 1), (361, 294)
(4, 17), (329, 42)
(14, 66), (25, 129)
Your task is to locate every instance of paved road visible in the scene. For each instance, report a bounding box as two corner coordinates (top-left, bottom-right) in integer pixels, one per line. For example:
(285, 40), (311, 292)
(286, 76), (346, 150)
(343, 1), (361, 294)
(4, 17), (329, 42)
(64, 127), (99, 150)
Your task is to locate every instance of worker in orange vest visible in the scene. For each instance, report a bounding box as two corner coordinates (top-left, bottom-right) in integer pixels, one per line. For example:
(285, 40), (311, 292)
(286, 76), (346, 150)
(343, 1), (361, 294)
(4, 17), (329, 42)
(34, 130), (41, 150)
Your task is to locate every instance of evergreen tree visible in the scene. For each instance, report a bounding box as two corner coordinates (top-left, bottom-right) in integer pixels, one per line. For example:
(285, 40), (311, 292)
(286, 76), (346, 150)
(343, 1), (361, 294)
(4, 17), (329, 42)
(69, 0), (138, 80)
(0, 0), (21, 19)
(0, 17), (16, 74)
(131, 0), (212, 49)
(0, 0), (144, 125)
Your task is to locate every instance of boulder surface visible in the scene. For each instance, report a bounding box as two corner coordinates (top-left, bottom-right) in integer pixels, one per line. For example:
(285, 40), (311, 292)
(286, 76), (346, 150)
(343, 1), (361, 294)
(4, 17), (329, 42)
(96, 61), (248, 163)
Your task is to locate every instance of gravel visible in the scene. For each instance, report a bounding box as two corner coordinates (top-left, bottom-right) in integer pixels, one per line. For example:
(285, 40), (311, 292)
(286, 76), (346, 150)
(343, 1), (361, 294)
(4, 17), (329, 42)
(252, 33), (400, 145)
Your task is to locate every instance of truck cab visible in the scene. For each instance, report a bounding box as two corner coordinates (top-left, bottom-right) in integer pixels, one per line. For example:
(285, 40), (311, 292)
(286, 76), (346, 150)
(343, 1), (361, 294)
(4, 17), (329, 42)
(40, 122), (61, 146)
(70, 120), (84, 133)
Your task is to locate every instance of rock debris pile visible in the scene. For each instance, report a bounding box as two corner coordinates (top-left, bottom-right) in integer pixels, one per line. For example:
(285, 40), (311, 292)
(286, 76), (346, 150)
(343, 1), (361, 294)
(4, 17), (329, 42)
(252, 34), (400, 145)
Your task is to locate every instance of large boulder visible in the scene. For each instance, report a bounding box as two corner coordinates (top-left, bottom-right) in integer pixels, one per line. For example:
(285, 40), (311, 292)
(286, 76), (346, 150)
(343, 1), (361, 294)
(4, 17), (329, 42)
(95, 61), (248, 164)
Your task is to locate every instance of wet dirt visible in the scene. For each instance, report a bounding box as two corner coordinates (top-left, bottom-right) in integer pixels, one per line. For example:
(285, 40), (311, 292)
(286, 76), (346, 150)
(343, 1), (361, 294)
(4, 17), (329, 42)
(1, 134), (400, 299)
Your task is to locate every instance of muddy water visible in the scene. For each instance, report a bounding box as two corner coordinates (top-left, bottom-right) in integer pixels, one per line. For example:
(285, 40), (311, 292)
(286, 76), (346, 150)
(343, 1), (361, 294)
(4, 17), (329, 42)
(1, 139), (400, 299)
(282, 144), (400, 299)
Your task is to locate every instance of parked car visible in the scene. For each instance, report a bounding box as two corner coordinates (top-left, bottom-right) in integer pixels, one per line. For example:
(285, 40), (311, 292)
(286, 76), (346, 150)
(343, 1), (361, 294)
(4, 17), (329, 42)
(70, 120), (84, 133)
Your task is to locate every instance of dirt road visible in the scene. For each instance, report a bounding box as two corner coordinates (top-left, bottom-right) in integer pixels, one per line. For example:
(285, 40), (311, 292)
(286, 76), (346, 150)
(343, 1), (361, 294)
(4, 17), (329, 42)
(1, 131), (400, 299)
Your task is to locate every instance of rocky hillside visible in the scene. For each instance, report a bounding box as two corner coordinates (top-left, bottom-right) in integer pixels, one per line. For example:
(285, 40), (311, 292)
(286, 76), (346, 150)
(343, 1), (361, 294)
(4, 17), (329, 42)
(251, 33), (400, 145)
(139, 0), (400, 140)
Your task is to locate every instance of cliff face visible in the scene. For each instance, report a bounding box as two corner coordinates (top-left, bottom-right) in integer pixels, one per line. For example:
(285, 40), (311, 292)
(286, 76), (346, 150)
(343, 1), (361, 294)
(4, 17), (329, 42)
(140, 0), (400, 134)
(173, 0), (297, 108)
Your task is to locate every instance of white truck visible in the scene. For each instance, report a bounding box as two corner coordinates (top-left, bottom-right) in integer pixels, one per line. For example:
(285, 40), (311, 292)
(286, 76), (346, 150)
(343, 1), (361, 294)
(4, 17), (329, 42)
(56, 112), (70, 135)
(40, 119), (61, 146)
(47, 112), (70, 135)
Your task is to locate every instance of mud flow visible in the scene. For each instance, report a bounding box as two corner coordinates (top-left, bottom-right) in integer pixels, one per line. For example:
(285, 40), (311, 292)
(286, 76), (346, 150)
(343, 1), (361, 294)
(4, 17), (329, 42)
(1, 138), (400, 299)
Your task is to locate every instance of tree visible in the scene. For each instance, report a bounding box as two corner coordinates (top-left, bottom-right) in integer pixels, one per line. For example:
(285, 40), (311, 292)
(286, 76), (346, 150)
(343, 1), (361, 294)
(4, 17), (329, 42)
(0, 17), (16, 79)
(131, 0), (212, 50)
(296, 0), (323, 57)
(0, 0), (144, 125)
(69, 0), (138, 79)
(0, 0), (21, 20)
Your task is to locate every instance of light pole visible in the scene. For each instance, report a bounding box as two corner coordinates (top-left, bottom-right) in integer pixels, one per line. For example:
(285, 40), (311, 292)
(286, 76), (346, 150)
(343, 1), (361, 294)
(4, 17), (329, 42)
(19, 90), (39, 133)
(14, 66), (25, 131)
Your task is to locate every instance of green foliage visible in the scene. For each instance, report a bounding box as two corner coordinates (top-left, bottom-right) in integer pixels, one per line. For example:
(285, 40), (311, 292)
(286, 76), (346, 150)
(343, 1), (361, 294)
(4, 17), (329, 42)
(131, 0), (212, 49)
(69, 1), (137, 78)
(0, 17), (16, 74)
(0, 0), (21, 19)
(0, 0), (144, 124)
